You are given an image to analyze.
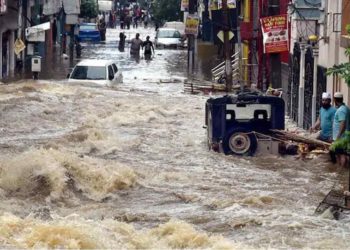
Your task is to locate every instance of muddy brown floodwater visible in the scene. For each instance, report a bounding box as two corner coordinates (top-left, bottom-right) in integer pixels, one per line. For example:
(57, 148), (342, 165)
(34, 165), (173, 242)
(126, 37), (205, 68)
(0, 28), (350, 249)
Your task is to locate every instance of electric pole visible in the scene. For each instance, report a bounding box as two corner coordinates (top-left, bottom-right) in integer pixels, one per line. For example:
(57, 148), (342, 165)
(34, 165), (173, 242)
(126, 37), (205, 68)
(222, 0), (233, 92)
(188, 0), (196, 76)
(237, 1), (243, 92)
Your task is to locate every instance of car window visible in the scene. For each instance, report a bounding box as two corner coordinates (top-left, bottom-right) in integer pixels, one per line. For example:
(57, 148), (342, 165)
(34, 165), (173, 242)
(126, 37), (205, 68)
(158, 30), (181, 38)
(173, 31), (181, 38)
(112, 64), (118, 73)
(108, 65), (114, 80)
(70, 66), (106, 80)
(80, 25), (97, 31)
(226, 104), (271, 120)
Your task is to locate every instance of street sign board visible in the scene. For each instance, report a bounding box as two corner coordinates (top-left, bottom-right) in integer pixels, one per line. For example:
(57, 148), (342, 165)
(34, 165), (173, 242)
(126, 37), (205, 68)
(14, 39), (26, 55)
(217, 30), (234, 43)
(211, 9), (238, 45)
(210, 0), (236, 10)
(25, 22), (51, 42)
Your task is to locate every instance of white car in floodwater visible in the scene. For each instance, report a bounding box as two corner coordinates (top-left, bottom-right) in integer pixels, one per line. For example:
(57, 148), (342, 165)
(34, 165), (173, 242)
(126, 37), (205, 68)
(68, 59), (123, 86)
(155, 28), (184, 49)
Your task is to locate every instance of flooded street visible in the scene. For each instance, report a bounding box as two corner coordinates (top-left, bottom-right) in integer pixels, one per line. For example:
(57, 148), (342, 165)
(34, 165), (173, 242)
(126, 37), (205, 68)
(1, 28), (350, 249)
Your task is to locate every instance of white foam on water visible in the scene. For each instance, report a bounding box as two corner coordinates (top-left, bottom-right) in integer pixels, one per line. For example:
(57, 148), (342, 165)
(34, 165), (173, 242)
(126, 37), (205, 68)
(0, 213), (244, 249)
(0, 148), (137, 201)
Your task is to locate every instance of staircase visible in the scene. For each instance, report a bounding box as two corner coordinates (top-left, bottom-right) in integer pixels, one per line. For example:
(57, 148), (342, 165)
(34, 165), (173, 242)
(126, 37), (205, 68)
(211, 51), (240, 84)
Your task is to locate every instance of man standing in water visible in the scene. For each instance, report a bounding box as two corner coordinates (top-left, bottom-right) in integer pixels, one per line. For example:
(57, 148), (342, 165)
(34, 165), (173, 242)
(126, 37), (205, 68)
(130, 33), (143, 57)
(332, 92), (350, 167)
(142, 36), (155, 60)
(118, 32), (126, 52)
(310, 92), (336, 142)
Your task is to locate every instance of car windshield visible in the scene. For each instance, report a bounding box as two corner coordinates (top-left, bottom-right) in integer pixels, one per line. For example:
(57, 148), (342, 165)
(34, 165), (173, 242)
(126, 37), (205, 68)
(80, 25), (96, 31)
(164, 23), (185, 33)
(158, 30), (181, 38)
(70, 66), (106, 80)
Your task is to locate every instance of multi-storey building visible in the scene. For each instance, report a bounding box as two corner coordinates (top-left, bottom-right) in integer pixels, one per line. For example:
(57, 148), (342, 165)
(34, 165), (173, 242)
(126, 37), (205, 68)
(0, 0), (81, 81)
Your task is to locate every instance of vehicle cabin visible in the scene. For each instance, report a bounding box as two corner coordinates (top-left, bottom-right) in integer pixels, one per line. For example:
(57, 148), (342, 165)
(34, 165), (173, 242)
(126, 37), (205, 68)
(68, 59), (123, 85)
(205, 93), (285, 156)
(155, 28), (184, 48)
(78, 23), (101, 42)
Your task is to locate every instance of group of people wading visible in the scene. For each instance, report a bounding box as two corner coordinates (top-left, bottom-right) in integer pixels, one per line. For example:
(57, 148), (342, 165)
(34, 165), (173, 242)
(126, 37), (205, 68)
(118, 33), (155, 60)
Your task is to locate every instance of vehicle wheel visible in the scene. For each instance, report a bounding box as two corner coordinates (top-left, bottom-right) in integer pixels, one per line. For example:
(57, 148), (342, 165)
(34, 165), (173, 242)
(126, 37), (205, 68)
(223, 129), (257, 156)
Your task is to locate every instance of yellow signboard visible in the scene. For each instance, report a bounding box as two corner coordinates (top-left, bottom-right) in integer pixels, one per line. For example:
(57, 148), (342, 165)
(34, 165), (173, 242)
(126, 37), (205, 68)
(14, 38), (26, 55)
(185, 15), (200, 36)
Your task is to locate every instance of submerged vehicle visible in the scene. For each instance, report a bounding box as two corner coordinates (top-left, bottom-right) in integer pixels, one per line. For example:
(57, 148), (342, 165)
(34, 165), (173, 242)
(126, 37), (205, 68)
(155, 28), (184, 48)
(68, 59), (123, 86)
(77, 23), (101, 42)
(205, 92), (285, 156)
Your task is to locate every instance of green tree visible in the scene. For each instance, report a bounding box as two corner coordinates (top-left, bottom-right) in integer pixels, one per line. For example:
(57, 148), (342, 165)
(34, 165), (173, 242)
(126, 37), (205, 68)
(328, 24), (350, 85)
(80, 0), (98, 19)
(151, 0), (182, 23)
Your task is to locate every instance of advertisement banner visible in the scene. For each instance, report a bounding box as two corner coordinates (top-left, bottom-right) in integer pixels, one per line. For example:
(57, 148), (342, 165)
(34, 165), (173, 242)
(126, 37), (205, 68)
(209, 0), (236, 10)
(0, 0), (7, 14)
(261, 14), (289, 54)
(185, 15), (200, 36)
(181, 0), (189, 11)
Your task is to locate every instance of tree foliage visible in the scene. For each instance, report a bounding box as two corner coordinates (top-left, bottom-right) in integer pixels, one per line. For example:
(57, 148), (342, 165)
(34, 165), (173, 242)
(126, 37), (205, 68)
(328, 24), (350, 86)
(80, 0), (98, 19)
(151, 0), (182, 23)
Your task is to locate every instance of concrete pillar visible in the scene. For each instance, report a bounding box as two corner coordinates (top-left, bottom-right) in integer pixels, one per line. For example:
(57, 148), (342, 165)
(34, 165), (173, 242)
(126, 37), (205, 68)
(312, 46), (319, 126)
(298, 43), (306, 128)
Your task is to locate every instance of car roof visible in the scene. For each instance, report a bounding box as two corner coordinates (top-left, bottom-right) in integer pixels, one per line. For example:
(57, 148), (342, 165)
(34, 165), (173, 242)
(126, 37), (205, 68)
(158, 28), (179, 32)
(164, 22), (185, 28)
(76, 59), (116, 67)
(80, 23), (97, 26)
(164, 22), (185, 31)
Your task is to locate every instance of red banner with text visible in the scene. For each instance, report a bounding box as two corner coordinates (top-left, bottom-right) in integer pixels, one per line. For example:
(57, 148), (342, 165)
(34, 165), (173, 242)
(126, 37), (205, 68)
(260, 15), (289, 54)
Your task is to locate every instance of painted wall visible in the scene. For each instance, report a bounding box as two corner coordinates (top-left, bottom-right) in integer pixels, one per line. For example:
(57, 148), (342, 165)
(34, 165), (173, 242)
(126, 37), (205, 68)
(318, 0), (350, 104)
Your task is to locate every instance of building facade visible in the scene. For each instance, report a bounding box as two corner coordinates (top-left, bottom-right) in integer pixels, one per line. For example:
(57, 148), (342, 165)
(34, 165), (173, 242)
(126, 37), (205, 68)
(0, 0), (19, 80)
(289, 0), (350, 129)
(0, 0), (81, 81)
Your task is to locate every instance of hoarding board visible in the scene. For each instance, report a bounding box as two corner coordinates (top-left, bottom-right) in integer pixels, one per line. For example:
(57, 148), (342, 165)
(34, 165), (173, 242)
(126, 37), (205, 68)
(185, 14), (199, 36)
(98, 0), (114, 12)
(25, 22), (51, 42)
(261, 15), (289, 54)
(181, 0), (189, 11)
(0, 0), (7, 14)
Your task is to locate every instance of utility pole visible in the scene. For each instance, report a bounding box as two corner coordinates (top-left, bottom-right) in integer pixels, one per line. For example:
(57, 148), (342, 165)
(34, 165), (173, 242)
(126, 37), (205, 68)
(298, 42), (306, 128)
(268, 0), (281, 88)
(236, 1), (243, 92)
(188, 0), (196, 76)
(222, 0), (233, 92)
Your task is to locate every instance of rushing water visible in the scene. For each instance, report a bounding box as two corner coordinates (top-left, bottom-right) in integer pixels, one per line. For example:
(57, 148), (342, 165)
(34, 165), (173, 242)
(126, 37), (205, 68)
(0, 28), (350, 249)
